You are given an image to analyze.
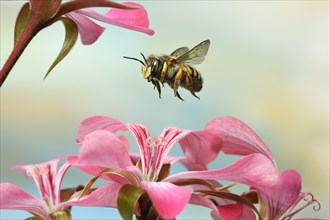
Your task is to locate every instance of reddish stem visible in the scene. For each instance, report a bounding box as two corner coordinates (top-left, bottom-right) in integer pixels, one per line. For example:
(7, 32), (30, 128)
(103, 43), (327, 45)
(0, 19), (40, 87)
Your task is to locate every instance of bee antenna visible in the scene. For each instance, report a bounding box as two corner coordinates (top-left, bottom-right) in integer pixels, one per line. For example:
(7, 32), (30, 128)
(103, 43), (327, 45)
(140, 53), (148, 64)
(123, 56), (145, 65)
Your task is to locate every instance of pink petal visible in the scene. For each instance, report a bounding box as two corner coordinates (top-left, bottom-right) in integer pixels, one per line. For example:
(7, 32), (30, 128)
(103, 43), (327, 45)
(78, 116), (128, 140)
(60, 183), (122, 208)
(74, 130), (133, 169)
(190, 194), (256, 220)
(179, 158), (208, 171)
(164, 154), (278, 189)
(0, 183), (47, 218)
(67, 155), (133, 184)
(77, 116), (151, 173)
(189, 193), (218, 211)
(217, 204), (243, 220)
(77, 2), (154, 35)
(66, 12), (105, 45)
(259, 169), (302, 219)
(206, 116), (276, 167)
(179, 129), (222, 166)
(212, 204), (256, 220)
(140, 181), (192, 219)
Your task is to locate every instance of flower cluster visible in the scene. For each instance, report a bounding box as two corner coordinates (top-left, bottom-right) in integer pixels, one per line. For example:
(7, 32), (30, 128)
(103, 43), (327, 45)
(0, 116), (320, 220)
(0, 1), (322, 219)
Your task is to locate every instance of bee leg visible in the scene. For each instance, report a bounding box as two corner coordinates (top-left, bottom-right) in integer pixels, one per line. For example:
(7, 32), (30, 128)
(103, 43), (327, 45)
(173, 81), (184, 101)
(155, 81), (162, 99)
(176, 91), (184, 101)
(151, 79), (162, 98)
(172, 85), (184, 101)
(190, 91), (200, 99)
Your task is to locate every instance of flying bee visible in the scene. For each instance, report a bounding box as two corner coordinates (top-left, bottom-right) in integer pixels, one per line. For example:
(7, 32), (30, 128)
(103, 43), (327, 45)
(124, 39), (210, 100)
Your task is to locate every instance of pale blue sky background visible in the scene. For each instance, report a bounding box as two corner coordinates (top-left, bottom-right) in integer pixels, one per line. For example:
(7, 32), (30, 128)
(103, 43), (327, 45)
(1, 1), (329, 219)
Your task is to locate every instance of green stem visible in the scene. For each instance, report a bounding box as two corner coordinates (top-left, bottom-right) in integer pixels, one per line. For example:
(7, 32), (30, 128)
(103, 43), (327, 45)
(0, 19), (40, 87)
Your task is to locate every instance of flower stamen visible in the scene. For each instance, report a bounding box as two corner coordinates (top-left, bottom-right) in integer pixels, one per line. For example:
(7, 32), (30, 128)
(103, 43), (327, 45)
(146, 136), (163, 147)
(145, 136), (164, 181)
(283, 192), (321, 219)
(26, 165), (50, 177)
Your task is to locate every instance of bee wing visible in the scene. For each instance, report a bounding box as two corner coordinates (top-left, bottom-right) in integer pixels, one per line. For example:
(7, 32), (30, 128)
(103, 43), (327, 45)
(171, 47), (190, 57)
(176, 39), (210, 65)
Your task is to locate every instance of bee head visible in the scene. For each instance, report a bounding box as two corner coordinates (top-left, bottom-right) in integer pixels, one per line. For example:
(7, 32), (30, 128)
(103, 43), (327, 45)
(123, 53), (152, 80)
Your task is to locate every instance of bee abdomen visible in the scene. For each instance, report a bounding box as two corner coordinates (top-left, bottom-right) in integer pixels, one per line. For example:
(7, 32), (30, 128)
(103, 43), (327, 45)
(183, 65), (203, 92)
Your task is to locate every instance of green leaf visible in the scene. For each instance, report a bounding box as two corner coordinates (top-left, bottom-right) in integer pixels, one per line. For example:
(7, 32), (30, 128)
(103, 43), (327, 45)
(14, 3), (30, 46)
(117, 184), (145, 220)
(43, 17), (78, 80)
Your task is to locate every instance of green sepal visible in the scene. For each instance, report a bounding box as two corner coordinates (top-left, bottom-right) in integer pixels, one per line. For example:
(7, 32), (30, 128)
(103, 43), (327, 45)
(25, 217), (43, 220)
(48, 210), (72, 220)
(137, 193), (161, 220)
(25, 211), (72, 220)
(60, 185), (84, 203)
(156, 164), (171, 181)
(197, 190), (262, 220)
(117, 184), (145, 220)
(14, 3), (30, 46)
(170, 178), (218, 190)
(43, 17), (78, 80)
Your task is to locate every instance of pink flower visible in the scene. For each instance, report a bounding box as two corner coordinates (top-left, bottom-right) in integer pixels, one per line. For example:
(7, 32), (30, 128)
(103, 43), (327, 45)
(1, 0), (154, 86)
(0, 156), (122, 219)
(65, 2), (154, 45)
(68, 116), (279, 219)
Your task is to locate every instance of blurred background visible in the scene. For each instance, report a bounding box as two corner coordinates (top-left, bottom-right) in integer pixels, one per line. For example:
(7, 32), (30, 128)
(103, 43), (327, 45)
(1, 1), (329, 219)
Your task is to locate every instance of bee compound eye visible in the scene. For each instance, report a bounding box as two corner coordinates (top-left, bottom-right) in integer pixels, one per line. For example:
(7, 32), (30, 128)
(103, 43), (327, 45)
(151, 60), (158, 74)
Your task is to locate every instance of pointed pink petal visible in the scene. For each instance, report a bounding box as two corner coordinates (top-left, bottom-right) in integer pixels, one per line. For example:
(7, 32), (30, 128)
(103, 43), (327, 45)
(140, 181), (192, 219)
(66, 12), (105, 45)
(206, 116), (276, 166)
(54, 162), (71, 204)
(11, 155), (63, 176)
(77, 2), (154, 35)
(0, 183), (47, 218)
(164, 154), (278, 189)
(11, 156), (64, 205)
(59, 183), (122, 208)
(74, 130), (133, 169)
(259, 169), (302, 219)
